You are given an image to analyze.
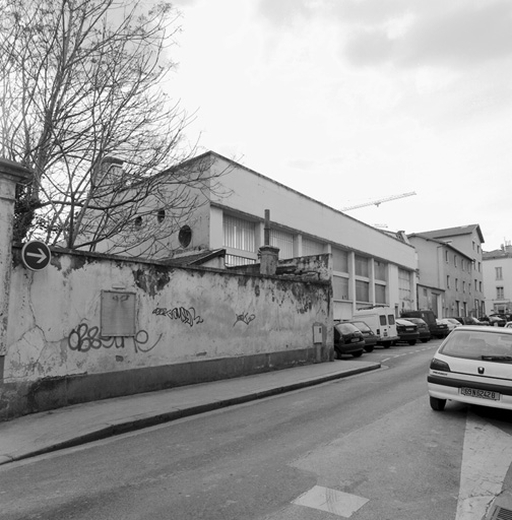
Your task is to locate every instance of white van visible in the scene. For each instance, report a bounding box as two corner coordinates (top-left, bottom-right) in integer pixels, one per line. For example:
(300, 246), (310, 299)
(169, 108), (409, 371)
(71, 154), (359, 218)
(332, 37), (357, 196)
(352, 306), (399, 348)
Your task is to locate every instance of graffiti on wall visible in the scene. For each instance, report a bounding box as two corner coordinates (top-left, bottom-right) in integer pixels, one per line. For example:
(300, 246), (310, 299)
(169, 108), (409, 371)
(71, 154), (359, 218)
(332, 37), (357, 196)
(68, 323), (161, 354)
(233, 312), (256, 327)
(152, 306), (204, 327)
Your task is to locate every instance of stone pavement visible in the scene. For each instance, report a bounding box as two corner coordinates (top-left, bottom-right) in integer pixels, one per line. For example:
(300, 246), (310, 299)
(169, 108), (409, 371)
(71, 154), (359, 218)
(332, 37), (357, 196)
(0, 359), (380, 466)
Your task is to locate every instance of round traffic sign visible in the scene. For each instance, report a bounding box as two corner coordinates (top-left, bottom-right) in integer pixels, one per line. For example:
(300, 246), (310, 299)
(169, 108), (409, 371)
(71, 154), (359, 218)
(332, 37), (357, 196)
(21, 241), (51, 271)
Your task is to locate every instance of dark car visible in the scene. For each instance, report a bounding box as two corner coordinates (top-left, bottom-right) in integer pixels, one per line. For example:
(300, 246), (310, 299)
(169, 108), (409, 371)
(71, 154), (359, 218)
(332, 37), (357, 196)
(404, 317), (431, 343)
(346, 320), (378, 352)
(401, 310), (449, 339)
(395, 318), (420, 345)
(333, 322), (365, 358)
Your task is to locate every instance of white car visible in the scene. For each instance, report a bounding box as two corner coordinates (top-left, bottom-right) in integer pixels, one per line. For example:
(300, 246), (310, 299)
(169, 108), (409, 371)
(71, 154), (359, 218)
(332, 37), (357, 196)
(428, 326), (512, 411)
(437, 318), (461, 331)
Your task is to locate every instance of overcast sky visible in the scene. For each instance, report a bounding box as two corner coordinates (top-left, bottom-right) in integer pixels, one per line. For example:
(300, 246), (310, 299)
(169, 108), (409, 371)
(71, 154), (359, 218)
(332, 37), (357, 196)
(169, 0), (512, 252)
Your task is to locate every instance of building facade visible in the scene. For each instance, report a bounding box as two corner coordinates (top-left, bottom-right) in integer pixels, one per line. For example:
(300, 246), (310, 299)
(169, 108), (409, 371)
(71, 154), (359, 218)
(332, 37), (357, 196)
(408, 225), (485, 317)
(153, 152), (418, 320)
(408, 234), (476, 318)
(483, 244), (512, 316)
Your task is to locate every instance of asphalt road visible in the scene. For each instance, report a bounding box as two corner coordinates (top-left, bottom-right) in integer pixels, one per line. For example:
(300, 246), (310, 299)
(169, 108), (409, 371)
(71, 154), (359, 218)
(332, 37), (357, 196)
(2, 340), (512, 520)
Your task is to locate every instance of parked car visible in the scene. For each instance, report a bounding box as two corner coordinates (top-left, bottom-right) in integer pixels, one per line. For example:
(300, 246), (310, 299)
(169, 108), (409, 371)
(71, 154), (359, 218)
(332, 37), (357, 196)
(346, 320), (377, 352)
(395, 318), (420, 345)
(333, 322), (365, 358)
(428, 326), (512, 411)
(452, 316), (489, 326)
(506, 322), (512, 329)
(479, 315), (506, 327)
(404, 317), (431, 343)
(401, 310), (449, 339)
(437, 318), (461, 332)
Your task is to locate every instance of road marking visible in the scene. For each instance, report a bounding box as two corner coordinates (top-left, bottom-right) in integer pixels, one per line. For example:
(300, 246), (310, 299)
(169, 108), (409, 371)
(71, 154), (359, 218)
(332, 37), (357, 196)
(292, 485), (368, 518)
(456, 413), (512, 520)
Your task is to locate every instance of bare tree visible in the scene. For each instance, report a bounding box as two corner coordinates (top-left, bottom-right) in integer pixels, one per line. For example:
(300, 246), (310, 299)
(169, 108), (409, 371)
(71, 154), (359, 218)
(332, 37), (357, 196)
(0, 0), (223, 254)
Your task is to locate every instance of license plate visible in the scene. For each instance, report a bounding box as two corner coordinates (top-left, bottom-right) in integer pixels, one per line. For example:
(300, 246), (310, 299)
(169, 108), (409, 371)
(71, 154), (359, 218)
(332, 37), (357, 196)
(460, 387), (500, 400)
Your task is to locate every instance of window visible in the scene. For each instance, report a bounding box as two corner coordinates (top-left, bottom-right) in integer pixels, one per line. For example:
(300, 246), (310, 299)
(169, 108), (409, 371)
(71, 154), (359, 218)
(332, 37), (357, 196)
(445, 250), (449, 263)
(375, 284), (386, 304)
(375, 261), (388, 281)
(454, 255), (457, 267)
(477, 244), (480, 253)
(479, 281), (482, 292)
(178, 225), (192, 248)
(447, 275), (450, 289)
(398, 268), (412, 302)
(223, 215), (255, 252)
(463, 281), (466, 293)
(270, 229), (294, 258)
(462, 260), (465, 271)
(225, 255), (257, 267)
(355, 255), (369, 277)
(332, 248), (349, 273)
(497, 287), (504, 299)
(355, 280), (370, 302)
(496, 267), (503, 280)
(478, 262), (481, 272)
(302, 238), (324, 256)
(455, 278), (459, 291)
(333, 275), (349, 300)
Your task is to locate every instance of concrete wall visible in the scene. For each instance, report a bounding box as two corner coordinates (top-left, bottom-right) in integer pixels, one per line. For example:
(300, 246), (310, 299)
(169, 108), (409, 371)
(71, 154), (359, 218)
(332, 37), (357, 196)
(2, 248), (332, 420)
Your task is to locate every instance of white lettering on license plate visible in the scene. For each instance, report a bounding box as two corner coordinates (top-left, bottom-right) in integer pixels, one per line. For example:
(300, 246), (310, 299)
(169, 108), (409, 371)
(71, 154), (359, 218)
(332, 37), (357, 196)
(460, 387), (500, 400)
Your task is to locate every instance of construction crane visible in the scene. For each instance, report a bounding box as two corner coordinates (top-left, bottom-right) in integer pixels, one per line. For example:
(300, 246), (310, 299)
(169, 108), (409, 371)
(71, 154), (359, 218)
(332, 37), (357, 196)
(341, 191), (417, 211)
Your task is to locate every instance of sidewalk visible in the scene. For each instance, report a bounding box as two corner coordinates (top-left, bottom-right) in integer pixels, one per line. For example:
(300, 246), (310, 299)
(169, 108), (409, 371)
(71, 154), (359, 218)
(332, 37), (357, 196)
(0, 359), (380, 466)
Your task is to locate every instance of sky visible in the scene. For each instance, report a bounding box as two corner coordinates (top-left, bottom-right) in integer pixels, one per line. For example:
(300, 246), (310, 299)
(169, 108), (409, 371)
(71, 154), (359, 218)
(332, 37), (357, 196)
(168, 0), (512, 253)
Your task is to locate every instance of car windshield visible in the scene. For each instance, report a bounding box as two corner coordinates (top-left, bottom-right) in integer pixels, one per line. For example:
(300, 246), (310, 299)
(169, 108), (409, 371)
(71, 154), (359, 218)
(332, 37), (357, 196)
(439, 329), (512, 361)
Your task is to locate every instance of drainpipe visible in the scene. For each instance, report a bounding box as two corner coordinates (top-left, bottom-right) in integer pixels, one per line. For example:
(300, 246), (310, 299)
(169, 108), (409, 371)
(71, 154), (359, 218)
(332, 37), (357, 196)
(0, 159), (32, 380)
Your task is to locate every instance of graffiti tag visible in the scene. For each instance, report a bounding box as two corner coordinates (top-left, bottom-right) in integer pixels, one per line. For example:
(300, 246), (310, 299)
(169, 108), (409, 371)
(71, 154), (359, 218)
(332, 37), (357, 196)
(152, 307), (204, 327)
(233, 312), (256, 327)
(67, 323), (161, 354)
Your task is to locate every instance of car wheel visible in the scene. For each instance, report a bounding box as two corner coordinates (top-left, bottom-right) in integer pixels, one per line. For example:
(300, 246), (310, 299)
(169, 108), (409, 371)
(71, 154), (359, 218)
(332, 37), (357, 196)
(408, 340), (417, 345)
(364, 346), (374, 353)
(383, 344), (391, 349)
(334, 348), (341, 360)
(430, 396), (446, 411)
(421, 339), (429, 343)
(352, 351), (363, 358)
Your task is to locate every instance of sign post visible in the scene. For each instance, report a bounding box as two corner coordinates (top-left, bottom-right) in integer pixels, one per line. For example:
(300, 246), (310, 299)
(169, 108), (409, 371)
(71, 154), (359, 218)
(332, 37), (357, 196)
(21, 240), (51, 271)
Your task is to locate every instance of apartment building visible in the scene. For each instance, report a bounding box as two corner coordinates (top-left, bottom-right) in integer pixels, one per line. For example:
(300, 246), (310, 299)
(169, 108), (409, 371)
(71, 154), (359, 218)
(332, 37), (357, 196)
(483, 243), (512, 315)
(408, 225), (485, 317)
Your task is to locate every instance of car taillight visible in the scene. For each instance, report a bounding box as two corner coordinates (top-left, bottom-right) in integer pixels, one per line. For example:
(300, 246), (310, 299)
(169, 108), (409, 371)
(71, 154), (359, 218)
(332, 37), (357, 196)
(430, 358), (451, 372)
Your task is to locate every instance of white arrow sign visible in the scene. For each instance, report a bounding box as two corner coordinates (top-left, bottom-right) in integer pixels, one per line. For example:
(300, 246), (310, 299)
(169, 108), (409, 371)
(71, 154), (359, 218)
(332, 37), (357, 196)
(26, 248), (48, 264)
